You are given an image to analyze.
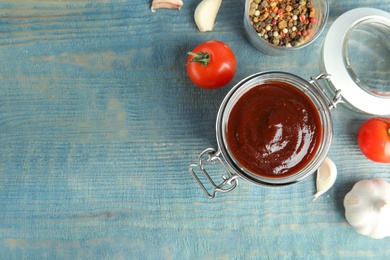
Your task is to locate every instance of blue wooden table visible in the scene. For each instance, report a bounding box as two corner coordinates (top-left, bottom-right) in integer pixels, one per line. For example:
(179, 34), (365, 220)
(0, 0), (389, 259)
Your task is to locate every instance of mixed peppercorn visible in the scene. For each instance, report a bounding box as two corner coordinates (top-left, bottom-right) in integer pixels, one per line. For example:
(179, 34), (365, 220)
(249, 0), (317, 47)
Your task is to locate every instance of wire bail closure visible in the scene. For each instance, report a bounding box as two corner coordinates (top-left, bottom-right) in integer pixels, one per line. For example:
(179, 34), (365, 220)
(189, 148), (239, 198)
(309, 73), (344, 110)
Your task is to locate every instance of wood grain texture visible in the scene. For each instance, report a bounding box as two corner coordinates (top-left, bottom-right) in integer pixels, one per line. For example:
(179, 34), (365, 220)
(0, 0), (389, 259)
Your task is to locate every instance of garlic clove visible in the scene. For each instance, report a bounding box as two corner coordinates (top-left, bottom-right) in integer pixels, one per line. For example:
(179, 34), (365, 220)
(194, 0), (222, 32)
(312, 157), (337, 201)
(151, 0), (183, 12)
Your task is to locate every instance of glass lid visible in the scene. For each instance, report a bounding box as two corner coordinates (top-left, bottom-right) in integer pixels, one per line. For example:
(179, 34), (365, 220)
(322, 8), (390, 115)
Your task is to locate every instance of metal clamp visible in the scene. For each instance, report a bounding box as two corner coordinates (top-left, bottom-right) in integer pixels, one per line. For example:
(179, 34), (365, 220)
(310, 74), (344, 110)
(189, 148), (238, 198)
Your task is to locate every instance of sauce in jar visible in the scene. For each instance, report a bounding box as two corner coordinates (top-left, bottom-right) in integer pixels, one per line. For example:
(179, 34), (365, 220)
(226, 81), (322, 178)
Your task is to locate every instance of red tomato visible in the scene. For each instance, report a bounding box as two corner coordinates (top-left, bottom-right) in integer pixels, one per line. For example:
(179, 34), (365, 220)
(357, 117), (390, 163)
(186, 41), (236, 89)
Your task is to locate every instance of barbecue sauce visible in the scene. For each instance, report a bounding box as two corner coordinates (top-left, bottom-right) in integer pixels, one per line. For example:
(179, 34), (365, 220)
(226, 82), (322, 178)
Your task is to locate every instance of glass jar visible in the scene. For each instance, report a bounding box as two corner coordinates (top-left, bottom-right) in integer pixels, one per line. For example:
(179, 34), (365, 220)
(189, 71), (342, 198)
(244, 0), (329, 55)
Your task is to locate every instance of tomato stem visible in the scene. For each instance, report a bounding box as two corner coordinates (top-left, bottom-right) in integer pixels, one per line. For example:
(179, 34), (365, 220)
(187, 52), (210, 66)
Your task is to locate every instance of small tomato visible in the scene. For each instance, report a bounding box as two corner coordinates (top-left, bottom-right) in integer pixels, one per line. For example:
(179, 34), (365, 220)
(186, 40), (236, 89)
(357, 117), (390, 163)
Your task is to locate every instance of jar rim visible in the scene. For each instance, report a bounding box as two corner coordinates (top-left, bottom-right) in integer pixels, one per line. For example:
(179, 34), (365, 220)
(215, 71), (334, 187)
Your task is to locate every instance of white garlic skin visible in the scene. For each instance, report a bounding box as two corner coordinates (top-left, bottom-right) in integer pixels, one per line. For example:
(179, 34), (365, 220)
(313, 157), (337, 201)
(344, 179), (390, 239)
(194, 0), (222, 32)
(151, 0), (183, 12)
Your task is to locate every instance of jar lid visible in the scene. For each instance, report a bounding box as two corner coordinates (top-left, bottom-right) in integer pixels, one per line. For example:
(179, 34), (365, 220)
(323, 8), (390, 115)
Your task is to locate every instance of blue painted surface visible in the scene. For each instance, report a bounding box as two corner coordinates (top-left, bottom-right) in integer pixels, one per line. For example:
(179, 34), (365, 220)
(0, 0), (389, 259)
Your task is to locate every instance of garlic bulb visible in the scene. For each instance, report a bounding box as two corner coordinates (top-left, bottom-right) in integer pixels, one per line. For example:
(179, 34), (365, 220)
(344, 179), (390, 239)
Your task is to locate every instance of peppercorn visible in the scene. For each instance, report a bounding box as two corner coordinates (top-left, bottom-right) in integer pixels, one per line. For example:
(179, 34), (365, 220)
(290, 31), (296, 38)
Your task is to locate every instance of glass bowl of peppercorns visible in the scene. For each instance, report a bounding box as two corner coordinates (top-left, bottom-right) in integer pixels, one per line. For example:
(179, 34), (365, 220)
(244, 0), (329, 55)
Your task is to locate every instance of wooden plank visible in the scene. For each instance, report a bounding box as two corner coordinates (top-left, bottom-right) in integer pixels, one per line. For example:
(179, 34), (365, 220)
(0, 0), (389, 259)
